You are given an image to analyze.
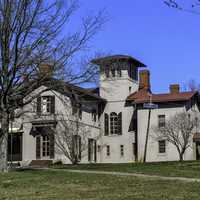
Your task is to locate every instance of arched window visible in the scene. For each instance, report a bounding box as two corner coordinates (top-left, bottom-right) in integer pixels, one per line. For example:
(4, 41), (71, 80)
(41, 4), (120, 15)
(110, 112), (118, 135)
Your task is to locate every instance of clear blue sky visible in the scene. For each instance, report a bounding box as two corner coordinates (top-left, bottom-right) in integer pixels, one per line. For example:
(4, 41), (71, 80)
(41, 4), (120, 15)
(75, 0), (200, 93)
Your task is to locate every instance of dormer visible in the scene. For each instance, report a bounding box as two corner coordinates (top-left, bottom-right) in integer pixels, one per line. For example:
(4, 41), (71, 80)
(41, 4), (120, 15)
(91, 55), (146, 81)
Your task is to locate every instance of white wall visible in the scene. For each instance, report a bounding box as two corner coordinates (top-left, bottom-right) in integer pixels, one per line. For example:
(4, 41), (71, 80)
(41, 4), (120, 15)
(137, 105), (198, 162)
(98, 69), (138, 163)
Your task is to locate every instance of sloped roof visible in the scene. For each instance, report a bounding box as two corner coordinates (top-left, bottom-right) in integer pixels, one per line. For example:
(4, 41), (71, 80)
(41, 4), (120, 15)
(91, 55), (146, 67)
(127, 89), (197, 104)
(44, 79), (105, 103)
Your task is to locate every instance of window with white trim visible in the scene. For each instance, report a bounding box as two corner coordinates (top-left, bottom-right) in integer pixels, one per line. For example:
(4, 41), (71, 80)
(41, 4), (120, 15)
(158, 140), (166, 153)
(158, 115), (165, 128)
(110, 112), (118, 135)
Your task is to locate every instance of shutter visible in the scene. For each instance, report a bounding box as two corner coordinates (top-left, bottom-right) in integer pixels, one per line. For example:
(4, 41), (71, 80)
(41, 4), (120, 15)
(94, 140), (97, 162)
(88, 139), (91, 161)
(37, 97), (41, 116)
(50, 133), (55, 159)
(118, 112), (122, 135)
(104, 113), (109, 136)
(36, 136), (41, 159)
(51, 96), (55, 114)
(78, 136), (81, 161)
(72, 135), (75, 159)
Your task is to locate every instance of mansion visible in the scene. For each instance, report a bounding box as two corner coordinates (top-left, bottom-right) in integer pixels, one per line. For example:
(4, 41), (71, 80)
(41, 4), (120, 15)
(9, 55), (200, 165)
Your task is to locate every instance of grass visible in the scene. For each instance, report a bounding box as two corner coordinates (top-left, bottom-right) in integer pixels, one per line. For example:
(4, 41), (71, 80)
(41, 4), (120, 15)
(52, 161), (200, 179)
(1, 169), (200, 200)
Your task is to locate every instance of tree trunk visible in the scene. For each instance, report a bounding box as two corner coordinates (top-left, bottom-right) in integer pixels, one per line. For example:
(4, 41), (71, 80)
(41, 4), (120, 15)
(179, 152), (184, 162)
(0, 112), (9, 172)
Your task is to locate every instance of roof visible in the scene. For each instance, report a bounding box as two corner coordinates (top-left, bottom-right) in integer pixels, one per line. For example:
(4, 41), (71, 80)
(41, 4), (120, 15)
(91, 55), (146, 67)
(193, 133), (200, 142)
(44, 79), (106, 103)
(127, 89), (197, 104)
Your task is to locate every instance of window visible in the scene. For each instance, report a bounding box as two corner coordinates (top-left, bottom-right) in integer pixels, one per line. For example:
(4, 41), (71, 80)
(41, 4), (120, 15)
(42, 135), (50, 157)
(92, 109), (97, 122)
(73, 135), (81, 161)
(42, 96), (51, 114)
(78, 105), (82, 120)
(104, 113), (109, 136)
(129, 87), (132, 93)
(120, 145), (124, 157)
(117, 69), (121, 77)
(105, 68), (110, 78)
(72, 103), (82, 120)
(106, 145), (110, 156)
(97, 145), (101, 152)
(110, 112), (118, 135)
(158, 140), (166, 153)
(37, 96), (55, 115)
(158, 115), (165, 128)
(111, 69), (115, 77)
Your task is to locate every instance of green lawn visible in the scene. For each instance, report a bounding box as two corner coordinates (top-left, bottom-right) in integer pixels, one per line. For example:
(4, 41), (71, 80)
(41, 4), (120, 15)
(1, 169), (200, 200)
(52, 161), (200, 178)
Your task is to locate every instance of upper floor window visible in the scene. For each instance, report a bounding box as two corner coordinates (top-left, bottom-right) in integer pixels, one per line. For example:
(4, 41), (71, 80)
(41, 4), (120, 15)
(158, 115), (165, 128)
(104, 112), (122, 136)
(72, 103), (82, 120)
(37, 96), (55, 115)
(110, 112), (118, 135)
(92, 109), (97, 122)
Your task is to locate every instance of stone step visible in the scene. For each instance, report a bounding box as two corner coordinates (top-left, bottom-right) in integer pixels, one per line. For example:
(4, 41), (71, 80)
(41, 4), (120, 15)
(29, 160), (53, 167)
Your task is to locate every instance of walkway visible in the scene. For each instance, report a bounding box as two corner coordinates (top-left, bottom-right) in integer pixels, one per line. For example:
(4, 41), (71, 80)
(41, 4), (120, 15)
(65, 169), (200, 183)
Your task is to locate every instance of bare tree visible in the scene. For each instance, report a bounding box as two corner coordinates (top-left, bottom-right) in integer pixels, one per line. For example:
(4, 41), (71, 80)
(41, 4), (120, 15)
(54, 113), (89, 165)
(153, 111), (200, 161)
(164, 0), (200, 15)
(0, 0), (105, 172)
(182, 79), (200, 92)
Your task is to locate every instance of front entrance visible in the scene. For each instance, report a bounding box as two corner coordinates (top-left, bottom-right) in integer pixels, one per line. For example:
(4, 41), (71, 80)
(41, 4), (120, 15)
(41, 135), (50, 159)
(196, 142), (200, 160)
(8, 132), (23, 162)
(88, 138), (97, 162)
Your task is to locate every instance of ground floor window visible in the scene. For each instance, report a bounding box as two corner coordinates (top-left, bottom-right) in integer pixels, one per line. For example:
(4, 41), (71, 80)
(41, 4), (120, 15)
(106, 145), (110, 157)
(158, 140), (166, 153)
(120, 145), (124, 157)
(88, 138), (97, 162)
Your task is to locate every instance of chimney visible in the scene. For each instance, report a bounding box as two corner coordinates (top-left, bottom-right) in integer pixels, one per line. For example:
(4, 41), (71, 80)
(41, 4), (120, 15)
(139, 70), (150, 90)
(170, 84), (180, 94)
(39, 63), (53, 78)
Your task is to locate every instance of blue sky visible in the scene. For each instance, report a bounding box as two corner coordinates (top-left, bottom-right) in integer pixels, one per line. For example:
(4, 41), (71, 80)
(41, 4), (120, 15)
(75, 0), (200, 93)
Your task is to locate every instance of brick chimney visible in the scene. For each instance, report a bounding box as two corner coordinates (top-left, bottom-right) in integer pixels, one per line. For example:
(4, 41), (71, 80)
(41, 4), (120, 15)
(170, 84), (180, 94)
(139, 70), (150, 90)
(39, 63), (53, 78)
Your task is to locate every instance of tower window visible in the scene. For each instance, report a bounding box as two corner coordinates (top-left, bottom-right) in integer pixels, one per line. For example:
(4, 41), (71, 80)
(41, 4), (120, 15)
(110, 112), (118, 135)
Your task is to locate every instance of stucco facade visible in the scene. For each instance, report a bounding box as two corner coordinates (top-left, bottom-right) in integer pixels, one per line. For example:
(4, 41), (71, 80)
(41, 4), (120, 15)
(9, 54), (200, 165)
